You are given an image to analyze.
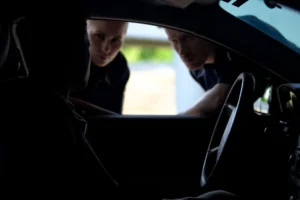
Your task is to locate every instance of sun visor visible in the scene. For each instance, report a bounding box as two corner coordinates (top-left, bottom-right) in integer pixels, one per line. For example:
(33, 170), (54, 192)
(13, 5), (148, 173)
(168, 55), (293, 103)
(162, 0), (194, 8)
(149, 0), (218, 8)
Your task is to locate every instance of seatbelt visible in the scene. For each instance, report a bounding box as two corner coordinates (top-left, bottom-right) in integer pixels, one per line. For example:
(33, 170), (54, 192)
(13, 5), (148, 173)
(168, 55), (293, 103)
(56, 91), (119, 186)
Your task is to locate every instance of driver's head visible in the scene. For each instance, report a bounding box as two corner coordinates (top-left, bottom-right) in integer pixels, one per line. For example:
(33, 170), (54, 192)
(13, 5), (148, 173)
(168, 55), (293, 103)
(87, 19), (128, 67)
(165, 28), (216, 70)
(28, 16), (90, 92)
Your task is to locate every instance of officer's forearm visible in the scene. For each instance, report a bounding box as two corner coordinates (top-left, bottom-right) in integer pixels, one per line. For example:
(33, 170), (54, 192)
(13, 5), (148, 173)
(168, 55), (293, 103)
(179, 83), (231, 118)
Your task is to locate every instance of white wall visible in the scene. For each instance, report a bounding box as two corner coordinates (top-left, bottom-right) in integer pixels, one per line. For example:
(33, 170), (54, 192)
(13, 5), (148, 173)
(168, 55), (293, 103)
(173, 50), (205, 113)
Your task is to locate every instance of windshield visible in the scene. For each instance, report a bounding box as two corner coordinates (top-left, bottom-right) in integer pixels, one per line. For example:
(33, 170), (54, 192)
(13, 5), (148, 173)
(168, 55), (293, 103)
(219, 0), (300, 54)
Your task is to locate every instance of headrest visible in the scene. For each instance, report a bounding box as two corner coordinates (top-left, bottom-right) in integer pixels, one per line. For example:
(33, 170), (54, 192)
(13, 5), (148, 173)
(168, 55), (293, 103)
(0, 24), (10, 70)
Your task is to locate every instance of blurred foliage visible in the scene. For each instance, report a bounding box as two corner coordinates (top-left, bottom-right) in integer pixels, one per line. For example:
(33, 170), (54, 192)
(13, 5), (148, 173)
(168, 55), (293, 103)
(121, 45), (173, 64)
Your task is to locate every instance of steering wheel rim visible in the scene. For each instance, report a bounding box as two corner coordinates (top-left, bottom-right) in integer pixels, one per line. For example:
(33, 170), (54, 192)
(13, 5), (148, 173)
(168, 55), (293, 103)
(201, 73), (256, 187)
(69, 97), (120, 116)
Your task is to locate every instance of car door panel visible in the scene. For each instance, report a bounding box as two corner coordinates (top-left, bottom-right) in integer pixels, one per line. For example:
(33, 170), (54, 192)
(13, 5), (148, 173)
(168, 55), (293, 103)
(86, 115), (216, 198)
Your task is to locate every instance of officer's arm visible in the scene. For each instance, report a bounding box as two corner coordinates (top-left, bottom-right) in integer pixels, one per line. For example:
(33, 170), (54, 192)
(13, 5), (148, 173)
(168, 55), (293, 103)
(178, 83), (231, 118)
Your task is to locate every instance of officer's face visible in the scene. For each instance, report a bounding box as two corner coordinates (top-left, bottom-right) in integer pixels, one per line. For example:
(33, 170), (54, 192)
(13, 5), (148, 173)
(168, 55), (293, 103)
(165, 29), (215, 70)
(87, 20), (128, 67)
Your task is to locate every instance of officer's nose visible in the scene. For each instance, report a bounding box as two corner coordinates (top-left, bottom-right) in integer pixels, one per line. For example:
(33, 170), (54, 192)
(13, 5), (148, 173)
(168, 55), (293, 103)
(101, 39), (111, 54)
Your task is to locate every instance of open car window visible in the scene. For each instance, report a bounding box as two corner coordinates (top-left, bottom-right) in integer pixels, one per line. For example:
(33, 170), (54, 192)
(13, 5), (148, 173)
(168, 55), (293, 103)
(69, 20), (251, 116)
(219, 0), (300, 54)
(70, 21), (206, 115)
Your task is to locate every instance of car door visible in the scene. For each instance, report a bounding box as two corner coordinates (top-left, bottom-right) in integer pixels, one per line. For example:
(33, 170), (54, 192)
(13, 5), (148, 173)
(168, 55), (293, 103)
(86, 115), (216, 199)
(78, 20), (222, 199)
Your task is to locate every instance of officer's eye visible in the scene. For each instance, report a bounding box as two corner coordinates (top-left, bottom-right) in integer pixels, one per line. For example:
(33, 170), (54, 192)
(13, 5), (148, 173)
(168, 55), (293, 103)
(95, 33), (105, 41)
(111, 37), (121, 44)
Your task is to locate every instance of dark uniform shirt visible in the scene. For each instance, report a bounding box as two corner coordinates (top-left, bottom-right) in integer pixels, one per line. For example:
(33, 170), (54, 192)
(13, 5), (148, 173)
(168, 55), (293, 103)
(190, 51), (240, 91)
(71, 52), (130, 114)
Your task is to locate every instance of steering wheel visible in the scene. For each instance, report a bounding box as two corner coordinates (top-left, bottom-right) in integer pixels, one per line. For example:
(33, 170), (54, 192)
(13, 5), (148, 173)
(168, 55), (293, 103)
(201, 73), (256, 188)
(69, 97), (119, 116)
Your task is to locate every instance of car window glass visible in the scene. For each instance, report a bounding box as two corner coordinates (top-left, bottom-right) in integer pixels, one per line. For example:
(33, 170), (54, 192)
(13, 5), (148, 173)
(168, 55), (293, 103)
(253, 86), (272, 114)
(219, 0), (300, 54)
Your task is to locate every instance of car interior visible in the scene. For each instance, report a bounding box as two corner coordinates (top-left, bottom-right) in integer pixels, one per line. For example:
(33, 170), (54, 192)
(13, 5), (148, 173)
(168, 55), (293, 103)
(1, 0), (300, 199)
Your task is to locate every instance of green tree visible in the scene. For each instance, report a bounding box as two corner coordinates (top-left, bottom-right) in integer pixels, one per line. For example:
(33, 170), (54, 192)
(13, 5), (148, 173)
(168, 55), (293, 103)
(121, 45), (173, 64)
